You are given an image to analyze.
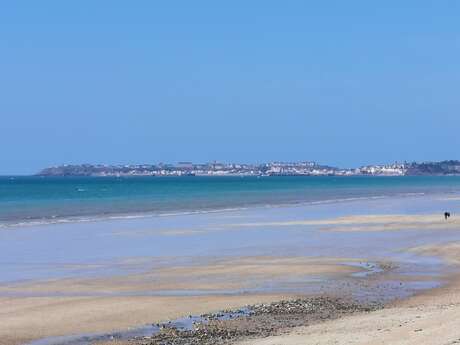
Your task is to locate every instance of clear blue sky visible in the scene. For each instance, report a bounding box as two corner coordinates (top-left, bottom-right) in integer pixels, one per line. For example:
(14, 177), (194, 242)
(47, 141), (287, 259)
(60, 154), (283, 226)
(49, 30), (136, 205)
(1, 1), (459, 174)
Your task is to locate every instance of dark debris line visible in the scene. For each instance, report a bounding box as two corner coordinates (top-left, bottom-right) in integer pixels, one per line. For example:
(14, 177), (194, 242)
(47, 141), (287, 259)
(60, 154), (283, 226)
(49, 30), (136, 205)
(134, 297), (382, 345)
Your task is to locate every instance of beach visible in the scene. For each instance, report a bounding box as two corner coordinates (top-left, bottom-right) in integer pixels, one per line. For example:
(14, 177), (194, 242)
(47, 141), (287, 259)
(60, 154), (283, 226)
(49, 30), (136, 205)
(2, 178), (460, 344)
(236, 243), (460, 345)
(4, 0), (460, 342)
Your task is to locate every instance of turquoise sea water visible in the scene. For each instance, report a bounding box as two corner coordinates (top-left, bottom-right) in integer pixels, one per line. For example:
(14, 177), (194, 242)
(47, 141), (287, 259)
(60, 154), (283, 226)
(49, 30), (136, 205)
(2, 175), (460, 225)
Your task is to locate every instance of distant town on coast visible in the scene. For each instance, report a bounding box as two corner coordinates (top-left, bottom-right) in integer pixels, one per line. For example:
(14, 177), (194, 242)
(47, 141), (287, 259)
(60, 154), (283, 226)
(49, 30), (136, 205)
(37, 160), (460, 177)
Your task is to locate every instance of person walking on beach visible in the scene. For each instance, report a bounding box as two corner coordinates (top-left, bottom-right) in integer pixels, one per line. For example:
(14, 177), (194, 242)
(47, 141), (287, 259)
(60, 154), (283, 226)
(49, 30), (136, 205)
(444, 212), (451, 220)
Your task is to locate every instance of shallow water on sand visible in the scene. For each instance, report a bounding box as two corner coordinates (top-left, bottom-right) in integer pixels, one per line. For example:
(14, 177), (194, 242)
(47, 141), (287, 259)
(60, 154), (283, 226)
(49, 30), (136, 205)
(0, 193), (459, 286)
(5, 193), (460, 345)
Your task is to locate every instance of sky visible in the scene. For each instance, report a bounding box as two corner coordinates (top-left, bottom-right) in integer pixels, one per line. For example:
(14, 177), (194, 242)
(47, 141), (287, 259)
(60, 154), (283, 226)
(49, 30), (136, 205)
(1, 1), (460, 174)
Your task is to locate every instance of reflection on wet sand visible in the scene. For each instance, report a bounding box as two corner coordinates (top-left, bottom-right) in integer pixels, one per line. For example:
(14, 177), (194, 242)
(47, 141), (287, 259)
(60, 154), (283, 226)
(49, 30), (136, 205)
(1, 194), (460, 344)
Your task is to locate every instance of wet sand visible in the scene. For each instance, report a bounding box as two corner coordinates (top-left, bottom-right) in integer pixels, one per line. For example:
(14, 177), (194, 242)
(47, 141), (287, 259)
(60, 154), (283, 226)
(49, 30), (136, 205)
(226, 214), (460, 232)
(0, 294), (288, 345)
(2, 194), (460, 345)
(0, 252), (446, 345)
(236, 242), (460, 345)
(0, 257), (360, 296)
(0, 257), (364, 345)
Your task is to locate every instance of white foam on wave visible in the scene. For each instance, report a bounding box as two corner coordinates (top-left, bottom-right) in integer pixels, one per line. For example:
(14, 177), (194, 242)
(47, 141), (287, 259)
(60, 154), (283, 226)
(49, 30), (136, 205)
(0, 190), (454, 230)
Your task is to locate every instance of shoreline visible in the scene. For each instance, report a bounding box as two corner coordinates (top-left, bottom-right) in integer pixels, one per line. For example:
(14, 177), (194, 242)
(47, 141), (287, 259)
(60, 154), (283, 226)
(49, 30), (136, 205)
(2, 192), (460, 344)
(0, 189), (455, 230)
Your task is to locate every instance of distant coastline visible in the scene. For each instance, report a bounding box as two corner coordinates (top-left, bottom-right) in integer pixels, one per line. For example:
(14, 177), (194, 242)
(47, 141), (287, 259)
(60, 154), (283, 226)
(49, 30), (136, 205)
(37, 160), (460, 177)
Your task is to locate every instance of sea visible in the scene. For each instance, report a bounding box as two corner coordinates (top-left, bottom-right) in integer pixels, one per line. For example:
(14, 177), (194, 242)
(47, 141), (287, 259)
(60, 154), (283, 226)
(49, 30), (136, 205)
(2, 175), (460, 227)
